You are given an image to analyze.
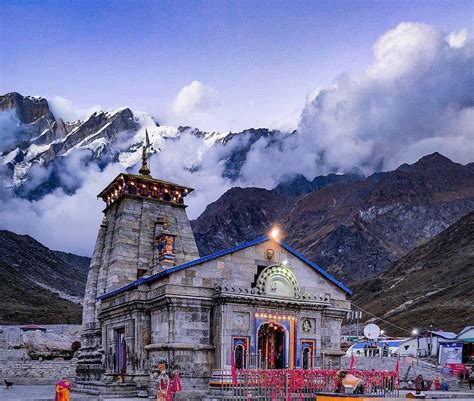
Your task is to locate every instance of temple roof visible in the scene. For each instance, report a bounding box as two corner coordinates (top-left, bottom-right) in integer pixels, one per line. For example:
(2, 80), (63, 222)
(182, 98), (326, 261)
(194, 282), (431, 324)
(98, 236), (352, 300)
(97, 173), (194, 198)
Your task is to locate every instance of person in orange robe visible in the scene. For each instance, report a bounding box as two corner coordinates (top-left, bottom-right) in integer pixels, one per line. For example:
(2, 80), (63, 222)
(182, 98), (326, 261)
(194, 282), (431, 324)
(55, 377), (71, 401)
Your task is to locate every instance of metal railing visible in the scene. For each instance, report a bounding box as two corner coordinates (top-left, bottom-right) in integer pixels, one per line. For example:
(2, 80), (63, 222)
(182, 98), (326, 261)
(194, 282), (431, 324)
(216, 369), (399, 400)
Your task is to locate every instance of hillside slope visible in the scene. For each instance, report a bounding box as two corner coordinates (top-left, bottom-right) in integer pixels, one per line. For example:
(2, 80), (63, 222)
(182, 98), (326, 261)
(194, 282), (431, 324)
(352, 212), (474, 334)
(0, 230), (90, 324)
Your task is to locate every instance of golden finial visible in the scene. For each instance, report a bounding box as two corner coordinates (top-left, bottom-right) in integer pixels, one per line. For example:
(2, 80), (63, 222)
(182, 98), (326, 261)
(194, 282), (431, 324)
(139, 129), (151, 177)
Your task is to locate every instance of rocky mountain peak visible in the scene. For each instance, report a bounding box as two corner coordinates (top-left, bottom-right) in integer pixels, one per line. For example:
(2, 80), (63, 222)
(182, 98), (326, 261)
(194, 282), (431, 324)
(398, 152), (462, 173)
(0, 92), (53, 125)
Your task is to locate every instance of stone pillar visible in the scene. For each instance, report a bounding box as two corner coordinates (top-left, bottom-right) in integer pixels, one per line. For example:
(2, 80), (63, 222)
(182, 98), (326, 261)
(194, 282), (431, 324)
(106, 197), (142, 290)
(77, 216), (109, 382)
(136, 199), (156, 276)
(96, 204), (117, 299)
(82, 216), (108, 330)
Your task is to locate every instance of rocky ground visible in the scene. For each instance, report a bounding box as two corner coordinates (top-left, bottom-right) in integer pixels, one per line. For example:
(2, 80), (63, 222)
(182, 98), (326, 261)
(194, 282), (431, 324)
(2, 385), (473, 401)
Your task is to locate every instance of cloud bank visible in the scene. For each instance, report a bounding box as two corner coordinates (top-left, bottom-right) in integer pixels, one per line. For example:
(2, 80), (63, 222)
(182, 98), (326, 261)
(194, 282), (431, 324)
(170, 81), (221, 130)
(239, 22), (474, 187)
(48, 96), (102, 123)
(0, 160), (124, 256)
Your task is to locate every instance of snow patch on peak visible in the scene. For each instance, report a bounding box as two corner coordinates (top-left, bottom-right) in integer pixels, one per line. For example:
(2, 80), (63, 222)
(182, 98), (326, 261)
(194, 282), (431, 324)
(117, 111), (179, 168)
(2, 148), (20, 166)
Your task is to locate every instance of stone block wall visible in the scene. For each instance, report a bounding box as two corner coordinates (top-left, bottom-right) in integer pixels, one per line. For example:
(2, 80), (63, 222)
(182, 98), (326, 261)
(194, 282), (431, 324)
(0, 359), (77, 384)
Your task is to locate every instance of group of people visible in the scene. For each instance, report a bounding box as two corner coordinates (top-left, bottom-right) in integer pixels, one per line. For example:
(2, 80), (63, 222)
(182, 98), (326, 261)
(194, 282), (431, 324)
(363, 343), (381, 357)
(53, 367), (183, 401)
(417, 367), (473, 393)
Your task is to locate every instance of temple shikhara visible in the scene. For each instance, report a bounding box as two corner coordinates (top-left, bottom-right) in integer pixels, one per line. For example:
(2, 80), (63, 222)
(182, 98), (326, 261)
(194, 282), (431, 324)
(76, 136), (352, 399)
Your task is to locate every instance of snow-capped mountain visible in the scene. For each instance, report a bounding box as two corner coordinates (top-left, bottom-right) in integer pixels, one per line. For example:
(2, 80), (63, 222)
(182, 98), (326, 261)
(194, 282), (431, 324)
(0, 92), (284, 199)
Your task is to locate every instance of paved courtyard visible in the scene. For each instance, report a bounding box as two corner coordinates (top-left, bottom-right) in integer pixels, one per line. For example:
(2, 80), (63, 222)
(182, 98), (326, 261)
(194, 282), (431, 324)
(0, 385), (141, 401)
(1, 386), (473, 401)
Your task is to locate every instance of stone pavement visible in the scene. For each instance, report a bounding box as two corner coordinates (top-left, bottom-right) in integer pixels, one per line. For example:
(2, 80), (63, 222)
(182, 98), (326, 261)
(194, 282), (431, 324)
(0, 385), (143, 401)
(1, 386), (473, 401)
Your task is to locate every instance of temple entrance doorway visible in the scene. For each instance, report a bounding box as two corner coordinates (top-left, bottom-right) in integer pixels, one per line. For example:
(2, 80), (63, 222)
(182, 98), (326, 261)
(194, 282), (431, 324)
(258, 322), (286, 369)
(114, 328), (127, 374)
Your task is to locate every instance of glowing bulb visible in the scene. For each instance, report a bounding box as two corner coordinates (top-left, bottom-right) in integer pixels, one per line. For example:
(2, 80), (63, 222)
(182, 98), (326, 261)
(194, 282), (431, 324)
(270, 227), (280, 240)
(412, 329), (419, 336)
(282, 260), (288, 265)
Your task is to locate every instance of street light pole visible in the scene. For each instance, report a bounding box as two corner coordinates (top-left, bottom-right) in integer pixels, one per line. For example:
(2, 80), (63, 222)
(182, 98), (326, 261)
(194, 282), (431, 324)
(429, 322), (434, 356)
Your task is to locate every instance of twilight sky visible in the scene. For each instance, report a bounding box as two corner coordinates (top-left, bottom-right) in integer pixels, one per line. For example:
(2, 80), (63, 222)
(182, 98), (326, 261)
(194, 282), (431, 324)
(1, 0), (472, 131)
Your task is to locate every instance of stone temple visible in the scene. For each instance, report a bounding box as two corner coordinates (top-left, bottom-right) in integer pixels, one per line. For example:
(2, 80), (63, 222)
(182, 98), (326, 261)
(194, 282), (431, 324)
(76, 144), (352, 399)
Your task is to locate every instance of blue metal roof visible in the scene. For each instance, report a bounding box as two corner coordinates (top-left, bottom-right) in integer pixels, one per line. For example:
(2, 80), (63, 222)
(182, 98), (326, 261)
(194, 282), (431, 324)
(98, 236), (352, 300)
(352, 340), (403, 349)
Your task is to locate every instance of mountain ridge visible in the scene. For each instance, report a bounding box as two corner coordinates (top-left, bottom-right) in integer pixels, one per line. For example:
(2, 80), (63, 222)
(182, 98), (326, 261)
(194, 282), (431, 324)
(0, 92), (289, 199)
(192, 153), (474, 286)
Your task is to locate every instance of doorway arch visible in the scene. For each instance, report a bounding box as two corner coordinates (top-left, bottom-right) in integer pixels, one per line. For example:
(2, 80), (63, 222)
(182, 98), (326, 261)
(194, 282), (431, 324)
(257, 322), (288, 369)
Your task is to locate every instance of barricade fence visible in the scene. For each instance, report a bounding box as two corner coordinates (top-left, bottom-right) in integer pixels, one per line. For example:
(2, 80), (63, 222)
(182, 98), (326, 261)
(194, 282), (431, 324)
(217, 369), (399, 400)
(246, 353), (340, 370)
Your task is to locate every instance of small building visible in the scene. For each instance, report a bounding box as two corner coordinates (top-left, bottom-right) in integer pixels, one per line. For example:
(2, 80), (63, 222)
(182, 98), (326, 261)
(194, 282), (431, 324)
(439, 327), (474, 367)
(398, 331), (457, 357)
(457, 326), (474, 365)
(20, 324), (46, 333)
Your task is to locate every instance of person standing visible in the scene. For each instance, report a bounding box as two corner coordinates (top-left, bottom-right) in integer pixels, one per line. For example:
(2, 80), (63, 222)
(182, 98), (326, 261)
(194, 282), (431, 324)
(415, 374), (424, 394)
(458, 369), (465, 386)
(55, 377), (71, 401)
(434, 375), (441, 391)
(465, 369), (471, 390)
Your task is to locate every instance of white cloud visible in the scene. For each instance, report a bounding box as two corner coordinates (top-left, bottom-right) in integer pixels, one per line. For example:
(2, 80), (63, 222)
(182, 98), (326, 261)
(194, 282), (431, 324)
(0, 161), (123, 256)
(448, 28), (468, 49)
(173, 81), (220, 116)
(238, 22), (474, 185)
(48, 96), (101, 122)
(369, 22), (440, 79)
(0, 109), (22, 152)
(147, 131), (233, 219)
(170, 81), (221, 130)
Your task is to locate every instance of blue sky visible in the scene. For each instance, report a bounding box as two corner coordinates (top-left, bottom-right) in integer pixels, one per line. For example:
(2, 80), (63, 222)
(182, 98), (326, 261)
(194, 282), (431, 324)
(0, 0), (472, 131)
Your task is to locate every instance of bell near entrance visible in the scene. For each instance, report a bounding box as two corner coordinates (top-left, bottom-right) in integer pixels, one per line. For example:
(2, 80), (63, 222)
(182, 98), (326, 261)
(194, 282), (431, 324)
(258, 322), (286, 369)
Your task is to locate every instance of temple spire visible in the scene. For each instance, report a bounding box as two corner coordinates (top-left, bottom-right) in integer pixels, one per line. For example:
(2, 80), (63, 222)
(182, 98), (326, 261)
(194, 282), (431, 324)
(139, 129), (151, 177)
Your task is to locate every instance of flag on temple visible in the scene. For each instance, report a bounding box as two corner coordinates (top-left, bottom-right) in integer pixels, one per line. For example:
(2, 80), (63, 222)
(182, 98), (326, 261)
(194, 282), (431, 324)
(394, 355), (400, 373)
(231, 349), (237, 384)
(349, 351), (355, 371)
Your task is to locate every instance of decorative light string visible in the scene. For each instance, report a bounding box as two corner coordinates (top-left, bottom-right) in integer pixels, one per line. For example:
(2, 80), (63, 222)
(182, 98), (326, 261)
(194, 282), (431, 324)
(255, 313), (296, 321)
